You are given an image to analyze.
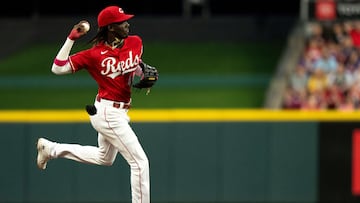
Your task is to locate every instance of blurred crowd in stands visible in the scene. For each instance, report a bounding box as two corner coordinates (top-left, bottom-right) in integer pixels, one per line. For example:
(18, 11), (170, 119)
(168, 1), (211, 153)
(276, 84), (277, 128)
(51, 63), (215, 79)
(283, 20), (360, 111)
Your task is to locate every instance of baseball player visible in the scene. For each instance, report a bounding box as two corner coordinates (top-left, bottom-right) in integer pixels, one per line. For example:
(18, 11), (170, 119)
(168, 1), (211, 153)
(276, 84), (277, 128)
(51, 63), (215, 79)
(36, 5), (157, 203)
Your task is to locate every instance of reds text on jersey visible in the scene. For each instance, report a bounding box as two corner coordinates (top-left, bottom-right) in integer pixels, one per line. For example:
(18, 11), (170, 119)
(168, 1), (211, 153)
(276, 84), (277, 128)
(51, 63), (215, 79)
(69, 35), (143, 102)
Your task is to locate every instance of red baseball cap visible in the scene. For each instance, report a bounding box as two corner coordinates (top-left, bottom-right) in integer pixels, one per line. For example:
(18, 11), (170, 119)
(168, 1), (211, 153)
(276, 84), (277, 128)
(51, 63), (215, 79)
(97, 6), (134, 27)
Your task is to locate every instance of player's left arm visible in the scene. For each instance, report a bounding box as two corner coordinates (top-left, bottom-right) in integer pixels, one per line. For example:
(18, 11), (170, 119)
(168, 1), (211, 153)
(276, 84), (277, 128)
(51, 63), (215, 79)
(132, 61), (159, 89)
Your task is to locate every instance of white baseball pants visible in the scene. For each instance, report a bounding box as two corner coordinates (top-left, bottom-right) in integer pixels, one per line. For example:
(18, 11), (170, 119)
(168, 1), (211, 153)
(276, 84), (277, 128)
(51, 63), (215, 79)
(50, 100), (150, 203)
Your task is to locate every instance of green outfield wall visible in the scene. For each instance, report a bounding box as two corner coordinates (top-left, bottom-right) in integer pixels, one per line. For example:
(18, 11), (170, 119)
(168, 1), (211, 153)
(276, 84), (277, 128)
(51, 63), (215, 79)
(1, 110), (360, 203)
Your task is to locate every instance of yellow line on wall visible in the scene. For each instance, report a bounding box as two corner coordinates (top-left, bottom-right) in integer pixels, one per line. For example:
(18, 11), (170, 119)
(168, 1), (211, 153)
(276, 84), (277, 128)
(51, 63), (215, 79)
(0, 109), (360, 123)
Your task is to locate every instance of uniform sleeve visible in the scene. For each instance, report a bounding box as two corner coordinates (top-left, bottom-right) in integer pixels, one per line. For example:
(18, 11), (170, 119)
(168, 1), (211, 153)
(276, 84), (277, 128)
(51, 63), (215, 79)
(130, 35), (144, 76)
(68, 49), (93, 72)
(134, 35), (143, 59)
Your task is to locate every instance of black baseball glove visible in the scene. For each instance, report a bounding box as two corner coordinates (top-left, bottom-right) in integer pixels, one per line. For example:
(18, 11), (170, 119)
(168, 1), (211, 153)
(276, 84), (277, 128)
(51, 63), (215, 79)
(133, 62), (159, 89)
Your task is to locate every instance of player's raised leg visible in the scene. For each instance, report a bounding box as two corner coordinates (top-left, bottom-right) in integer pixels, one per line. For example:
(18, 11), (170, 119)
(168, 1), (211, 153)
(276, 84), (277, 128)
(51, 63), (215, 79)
(36, 134), (118, 169)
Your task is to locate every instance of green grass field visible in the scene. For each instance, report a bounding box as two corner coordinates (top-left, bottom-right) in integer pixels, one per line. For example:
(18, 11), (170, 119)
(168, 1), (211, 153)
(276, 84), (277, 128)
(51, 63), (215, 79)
(0, 41), (284, 109)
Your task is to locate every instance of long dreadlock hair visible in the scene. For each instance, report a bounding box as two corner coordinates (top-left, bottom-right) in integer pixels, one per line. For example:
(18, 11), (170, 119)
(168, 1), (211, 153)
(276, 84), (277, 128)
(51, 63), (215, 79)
(88, 27), (109, 46)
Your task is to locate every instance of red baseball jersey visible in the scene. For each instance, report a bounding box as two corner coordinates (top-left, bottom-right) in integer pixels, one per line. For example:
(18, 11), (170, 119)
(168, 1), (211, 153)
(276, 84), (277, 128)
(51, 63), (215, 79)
(69, 35), (143, 103)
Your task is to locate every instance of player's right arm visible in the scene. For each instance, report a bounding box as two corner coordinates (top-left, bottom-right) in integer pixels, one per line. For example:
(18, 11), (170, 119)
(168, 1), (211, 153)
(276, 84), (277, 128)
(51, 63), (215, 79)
(51, 21), (88, 75)
(51, 38), (75, 75)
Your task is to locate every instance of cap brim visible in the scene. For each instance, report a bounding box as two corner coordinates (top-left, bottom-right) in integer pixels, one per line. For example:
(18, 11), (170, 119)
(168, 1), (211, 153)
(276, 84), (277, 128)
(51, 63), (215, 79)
(119, 14), (134, 23)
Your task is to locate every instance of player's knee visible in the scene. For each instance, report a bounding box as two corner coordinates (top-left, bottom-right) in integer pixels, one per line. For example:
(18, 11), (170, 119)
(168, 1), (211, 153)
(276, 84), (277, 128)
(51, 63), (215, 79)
(130, 158), (149, 171)
(139, 157), (149, 170)
(101, 159), (114, 166)
(99, 155), (115, 166)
